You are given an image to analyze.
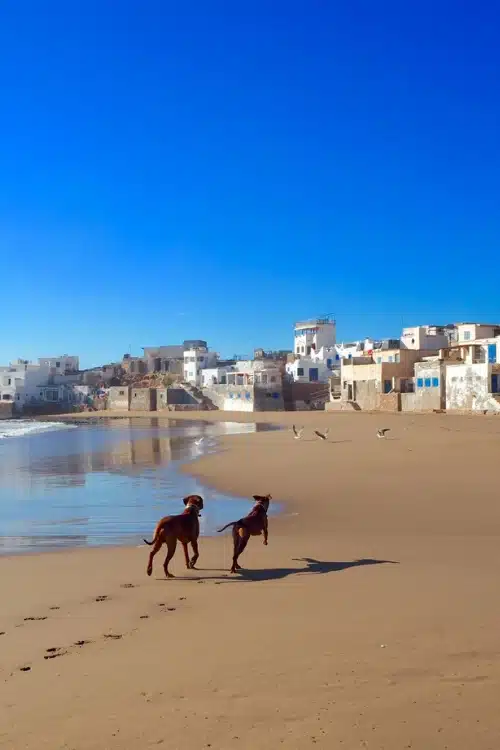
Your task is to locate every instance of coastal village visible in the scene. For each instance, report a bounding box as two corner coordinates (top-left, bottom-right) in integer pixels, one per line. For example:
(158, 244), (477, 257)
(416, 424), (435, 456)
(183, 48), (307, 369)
(1, 317), (500, 418)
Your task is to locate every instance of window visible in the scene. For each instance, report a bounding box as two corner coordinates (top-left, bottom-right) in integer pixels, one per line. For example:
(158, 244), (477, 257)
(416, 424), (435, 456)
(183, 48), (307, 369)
(376, 357), (382, 364)
(2, 394), (12, 400)
(296, 348), (300, 354)
(7, 378), (11, 385)
(309, 368), (319, 382)
(16, 394), (20, 400)
(270, 376), (276, 383)
(335, 353), (340, 361)
(56, 361), (61, 368)
(119, 390), (125, 395)
(417, 378), (423, 388)
(424, 378), (431, 388)
(432, 377), (439, 387)
(297, 367), (304, 376)
(388, 356), (394, 363)
(463, 331), (471, 341)
(327, 358), (332, 368)
(384, 380), (392, 393)
(395, 353), (400, 363)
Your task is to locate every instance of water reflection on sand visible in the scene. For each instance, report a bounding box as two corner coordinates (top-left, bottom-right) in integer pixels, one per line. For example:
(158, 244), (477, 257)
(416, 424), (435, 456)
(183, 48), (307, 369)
(0, 419), (275, 554)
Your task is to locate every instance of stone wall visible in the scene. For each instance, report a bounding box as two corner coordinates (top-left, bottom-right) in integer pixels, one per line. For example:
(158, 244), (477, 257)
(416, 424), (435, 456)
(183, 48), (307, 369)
(377, 393), (401, 412)
(130, 388), (157, 411)
(108, 387), (131, 411)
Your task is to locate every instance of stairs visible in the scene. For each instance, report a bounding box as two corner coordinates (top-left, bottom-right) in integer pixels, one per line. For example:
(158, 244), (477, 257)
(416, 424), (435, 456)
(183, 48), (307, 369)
(179, 382), (218, 410)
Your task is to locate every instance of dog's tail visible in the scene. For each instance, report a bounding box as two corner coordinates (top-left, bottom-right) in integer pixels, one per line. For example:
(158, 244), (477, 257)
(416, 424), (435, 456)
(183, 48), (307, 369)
(143, 521), (162, 546)
(217, 521), (236, 533)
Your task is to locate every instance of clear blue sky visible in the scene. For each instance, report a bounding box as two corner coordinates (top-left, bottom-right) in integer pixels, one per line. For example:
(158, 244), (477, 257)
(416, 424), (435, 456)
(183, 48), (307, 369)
(1, 1), (498, 367)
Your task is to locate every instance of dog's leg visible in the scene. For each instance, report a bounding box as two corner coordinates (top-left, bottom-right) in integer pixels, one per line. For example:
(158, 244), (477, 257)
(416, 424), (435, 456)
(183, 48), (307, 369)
(181, 541), (190, 569)
(146, 538), (163, 576)
(189, 539), (199, 569)
(263, 516), (268, 546)
(163, 537), (177, 578)
(231, 528), (249, 573)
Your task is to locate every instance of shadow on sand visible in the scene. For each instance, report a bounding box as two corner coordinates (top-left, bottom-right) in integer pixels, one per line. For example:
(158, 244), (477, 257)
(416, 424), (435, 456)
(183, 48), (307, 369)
(158, 557), (398, 583)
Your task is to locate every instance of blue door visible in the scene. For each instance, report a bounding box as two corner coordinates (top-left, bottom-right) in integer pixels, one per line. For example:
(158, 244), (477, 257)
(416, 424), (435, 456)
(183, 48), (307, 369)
(492, 374), (499, 393)
(309, 368), (318, 382)
(488, 344), (497, 364)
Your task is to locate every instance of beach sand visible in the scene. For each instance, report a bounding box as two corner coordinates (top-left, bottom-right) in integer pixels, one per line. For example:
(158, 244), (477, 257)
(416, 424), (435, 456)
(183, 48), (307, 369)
(2, 410), (500, 749)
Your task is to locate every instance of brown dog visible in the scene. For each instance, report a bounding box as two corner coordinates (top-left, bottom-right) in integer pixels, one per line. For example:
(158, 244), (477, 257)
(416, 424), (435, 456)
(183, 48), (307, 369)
(217, 494), (271, 573)
(144, 495), (204, 578)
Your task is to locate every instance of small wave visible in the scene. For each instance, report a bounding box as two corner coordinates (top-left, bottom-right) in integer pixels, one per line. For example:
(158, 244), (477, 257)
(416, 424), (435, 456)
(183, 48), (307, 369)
(0, 420), (77, 440)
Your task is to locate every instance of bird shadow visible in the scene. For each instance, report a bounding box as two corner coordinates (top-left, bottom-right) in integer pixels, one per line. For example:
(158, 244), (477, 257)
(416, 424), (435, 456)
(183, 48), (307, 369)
(178, 557), (398, 584)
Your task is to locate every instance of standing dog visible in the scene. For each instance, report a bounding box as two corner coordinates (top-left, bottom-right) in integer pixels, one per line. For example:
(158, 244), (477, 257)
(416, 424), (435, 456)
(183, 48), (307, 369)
(144, 495), (204, 578)
(217, 494), (271, 573)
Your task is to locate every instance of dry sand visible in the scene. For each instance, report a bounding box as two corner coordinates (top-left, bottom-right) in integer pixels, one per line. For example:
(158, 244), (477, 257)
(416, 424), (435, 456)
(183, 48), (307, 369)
(2, 410), (500, 749)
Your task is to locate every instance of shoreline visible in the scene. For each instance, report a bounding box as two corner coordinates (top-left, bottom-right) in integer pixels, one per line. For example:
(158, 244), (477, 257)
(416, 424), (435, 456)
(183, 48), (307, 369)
(1, 411), (500, 748)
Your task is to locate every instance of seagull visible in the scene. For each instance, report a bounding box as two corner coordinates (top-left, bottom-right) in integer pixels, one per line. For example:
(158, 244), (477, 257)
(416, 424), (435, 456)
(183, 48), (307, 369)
(292, 425), (304, 440)
(194, 437), (205, 446)
(314, 428), (329, 441)
(377, 428), (390, 439)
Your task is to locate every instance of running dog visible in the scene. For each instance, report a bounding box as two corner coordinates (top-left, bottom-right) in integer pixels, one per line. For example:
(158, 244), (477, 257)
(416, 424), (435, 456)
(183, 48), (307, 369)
(144, 495), (204, 578)
(217, 494), (271, 573)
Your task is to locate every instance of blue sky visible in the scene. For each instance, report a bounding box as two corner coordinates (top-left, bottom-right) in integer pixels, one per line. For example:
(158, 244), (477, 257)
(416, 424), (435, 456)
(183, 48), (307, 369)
(0, 1), (498, 367)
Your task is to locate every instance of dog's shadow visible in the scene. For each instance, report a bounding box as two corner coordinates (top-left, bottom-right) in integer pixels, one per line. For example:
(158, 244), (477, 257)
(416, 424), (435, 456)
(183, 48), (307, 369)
(172, 557), (398, 583)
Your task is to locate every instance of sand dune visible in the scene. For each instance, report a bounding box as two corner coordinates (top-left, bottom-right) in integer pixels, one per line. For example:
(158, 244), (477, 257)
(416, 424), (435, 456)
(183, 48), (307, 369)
(1, 411), (500, 749)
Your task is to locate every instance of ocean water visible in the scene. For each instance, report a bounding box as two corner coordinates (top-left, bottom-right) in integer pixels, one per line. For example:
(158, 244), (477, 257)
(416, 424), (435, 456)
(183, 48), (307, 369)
(0, 418), (275, 554)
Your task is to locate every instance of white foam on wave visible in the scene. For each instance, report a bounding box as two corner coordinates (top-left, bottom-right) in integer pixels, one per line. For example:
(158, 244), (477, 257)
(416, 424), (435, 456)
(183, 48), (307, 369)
(0, 420), (77, 440)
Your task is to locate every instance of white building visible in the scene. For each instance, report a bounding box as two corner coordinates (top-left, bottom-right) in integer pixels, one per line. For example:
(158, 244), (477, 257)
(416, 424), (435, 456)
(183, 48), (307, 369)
(401, 326), (450, 351)
(183, 347), (218, 386)
(38, 355), (79, 373)
(0, 356), (81, 411)
(293, 318), (336, 356)
(455, 322), (500, 343)
(287, 318), (338, 383)
(445, 337), (500, 412)
(0, 360), (52, 409)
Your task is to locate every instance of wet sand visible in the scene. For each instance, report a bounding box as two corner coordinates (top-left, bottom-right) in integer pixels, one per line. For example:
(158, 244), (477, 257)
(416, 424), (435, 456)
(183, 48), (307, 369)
(1, 411), (500, 749)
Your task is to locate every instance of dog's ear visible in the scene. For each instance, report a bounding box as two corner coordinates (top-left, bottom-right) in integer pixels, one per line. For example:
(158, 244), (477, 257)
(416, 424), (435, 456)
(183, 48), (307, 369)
(182, 496), (191, 506)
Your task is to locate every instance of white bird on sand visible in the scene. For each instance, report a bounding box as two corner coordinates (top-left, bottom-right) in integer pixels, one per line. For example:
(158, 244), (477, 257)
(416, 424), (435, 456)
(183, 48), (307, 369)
(292, 425), (304, 440)
(377, 428), (390, 439)
(314, 428), (329, 441)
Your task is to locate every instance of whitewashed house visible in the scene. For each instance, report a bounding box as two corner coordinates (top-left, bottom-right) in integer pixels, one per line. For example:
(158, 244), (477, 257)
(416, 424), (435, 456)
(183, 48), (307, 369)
(0, 356), (82, 411)
(445, 337), (500, 412)
(400, 326), (450, 351)
(0, 359), (52, 409)
(38, 355), (79, 373)
(287, 317), (338, 383)
(183, 346), (218, 386)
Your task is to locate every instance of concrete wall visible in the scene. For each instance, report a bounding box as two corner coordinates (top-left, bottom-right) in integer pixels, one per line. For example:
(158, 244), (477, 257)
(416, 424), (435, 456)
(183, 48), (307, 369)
(201, 384), (284, 412)
(157, 388), (199, 409)
(108, 387), (131, 411)
(377, 393), (401, 412)
(0, 402), (14, 419)
(445, 363), (500, 411)
(130, 388), (157, 411)
(412, 361), (445, 411)
(351, 380), (378, 410)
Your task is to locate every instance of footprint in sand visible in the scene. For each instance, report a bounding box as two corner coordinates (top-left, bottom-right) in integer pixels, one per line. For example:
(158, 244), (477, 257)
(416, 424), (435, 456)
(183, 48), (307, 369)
(140, 615), (149, 619)
(49, 606), (60, 610)
(120, 583), (135, 589)
(19, 666), (31, 672)
(0, 631), (5, 636)
(24, 616), (47, 622)
(44, 647), (67, 660)
(104, 634), (123, 640)
(74, 640), (91, 647)
(95, 595), (109, 602)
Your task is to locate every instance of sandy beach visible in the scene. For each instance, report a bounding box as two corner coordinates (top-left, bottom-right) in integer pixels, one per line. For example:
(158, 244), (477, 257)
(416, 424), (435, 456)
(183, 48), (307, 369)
(2, 410), (500, 749)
